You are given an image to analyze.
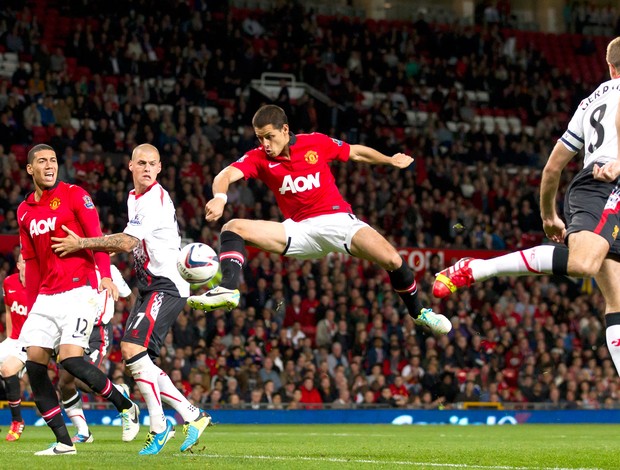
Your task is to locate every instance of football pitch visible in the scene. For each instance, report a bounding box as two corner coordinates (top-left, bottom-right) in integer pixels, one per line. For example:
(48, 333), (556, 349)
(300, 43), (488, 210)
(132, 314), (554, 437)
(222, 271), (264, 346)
(1, 424), (618, 469)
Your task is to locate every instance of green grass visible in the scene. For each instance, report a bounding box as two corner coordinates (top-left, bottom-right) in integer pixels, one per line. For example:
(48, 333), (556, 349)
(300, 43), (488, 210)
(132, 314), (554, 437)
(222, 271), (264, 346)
(1, 424), (618, 469)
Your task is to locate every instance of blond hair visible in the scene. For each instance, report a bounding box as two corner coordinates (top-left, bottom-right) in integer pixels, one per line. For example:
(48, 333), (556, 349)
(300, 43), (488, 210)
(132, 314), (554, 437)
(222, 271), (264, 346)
(606, 37), (620, 71)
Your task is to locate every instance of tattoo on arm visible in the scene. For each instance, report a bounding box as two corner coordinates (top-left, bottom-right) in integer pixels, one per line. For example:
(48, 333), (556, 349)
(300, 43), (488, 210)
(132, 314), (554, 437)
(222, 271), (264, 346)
(80, 233), (139, 253)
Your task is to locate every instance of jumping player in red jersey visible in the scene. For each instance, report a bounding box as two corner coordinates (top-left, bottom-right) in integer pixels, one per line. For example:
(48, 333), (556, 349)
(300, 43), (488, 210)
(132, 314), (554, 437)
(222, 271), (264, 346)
(1, 253), (28, 441)
(188, 104), (451, 335)
(16, 144), (140, 456)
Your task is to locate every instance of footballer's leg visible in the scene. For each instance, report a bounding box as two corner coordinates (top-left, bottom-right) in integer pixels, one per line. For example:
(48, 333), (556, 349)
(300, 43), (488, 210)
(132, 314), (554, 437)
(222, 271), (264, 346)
(59, 369), (93, 443)
(57, 287), (137, 422)
(596, 259), (620, 377)
(138, 295), (213, 452)
(123, 293), (189, 454)
(27, 346), (76, 454)
(1, 354), (26, 441)
(188, 219), (286, 311)
(154, 366), (213, 451)
(350, 226), (451, 335)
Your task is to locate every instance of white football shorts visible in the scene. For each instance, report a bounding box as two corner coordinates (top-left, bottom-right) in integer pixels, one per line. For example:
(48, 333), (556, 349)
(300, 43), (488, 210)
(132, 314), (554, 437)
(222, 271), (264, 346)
(282, 212), (370, 259)
(0, 337), (27, 366)
(20, 285), (102, 351)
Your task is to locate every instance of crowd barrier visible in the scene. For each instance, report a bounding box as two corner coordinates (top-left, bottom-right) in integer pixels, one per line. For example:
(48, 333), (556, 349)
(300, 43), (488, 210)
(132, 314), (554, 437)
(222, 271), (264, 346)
(3, 408), (620, 427)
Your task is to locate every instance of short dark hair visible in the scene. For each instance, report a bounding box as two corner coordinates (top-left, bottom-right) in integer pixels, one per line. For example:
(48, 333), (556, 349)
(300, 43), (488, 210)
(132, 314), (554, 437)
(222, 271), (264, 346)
(27, 144), (54, 164)
(252, 104), (288, 129)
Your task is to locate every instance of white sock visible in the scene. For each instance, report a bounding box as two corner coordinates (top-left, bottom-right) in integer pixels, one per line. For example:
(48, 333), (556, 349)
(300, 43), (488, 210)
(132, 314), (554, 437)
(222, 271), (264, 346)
(470, 245), (556, 281)
(62, 392), (89, 436)
(126, 355), (166, 433)
(606, 323), (620, 376)
(157, 369), (200, 422)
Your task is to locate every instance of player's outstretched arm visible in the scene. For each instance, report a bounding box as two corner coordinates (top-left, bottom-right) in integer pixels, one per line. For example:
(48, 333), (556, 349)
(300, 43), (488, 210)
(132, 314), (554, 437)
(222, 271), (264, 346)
(51, 226), (139, 256)
(349, 144), (413, 168)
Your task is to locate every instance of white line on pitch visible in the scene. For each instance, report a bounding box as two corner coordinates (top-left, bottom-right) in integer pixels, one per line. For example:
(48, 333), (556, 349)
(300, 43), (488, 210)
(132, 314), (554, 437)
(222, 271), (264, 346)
(175, 453), (601, 470)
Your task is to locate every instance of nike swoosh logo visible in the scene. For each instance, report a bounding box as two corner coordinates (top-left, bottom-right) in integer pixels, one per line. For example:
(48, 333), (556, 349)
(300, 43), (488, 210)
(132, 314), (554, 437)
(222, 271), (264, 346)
(268, 162), (281, 168)
(8, 290), (15, 293)
(20, 212), (27, 221)
(157, 431), (168, 445)
(53, 446), (75, 454)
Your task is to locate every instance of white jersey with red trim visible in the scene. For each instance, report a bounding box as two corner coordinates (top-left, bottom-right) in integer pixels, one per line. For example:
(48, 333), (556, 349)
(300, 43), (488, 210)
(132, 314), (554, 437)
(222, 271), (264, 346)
(124, 182), (189, 297)
(560, 77), (620, 167)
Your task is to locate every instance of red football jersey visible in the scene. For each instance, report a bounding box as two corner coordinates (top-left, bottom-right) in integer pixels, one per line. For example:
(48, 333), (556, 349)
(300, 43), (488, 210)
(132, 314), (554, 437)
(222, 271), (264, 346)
(17, 181), (111, 295)
(232, 133), (352, 222)
(2, 273), (28, 339)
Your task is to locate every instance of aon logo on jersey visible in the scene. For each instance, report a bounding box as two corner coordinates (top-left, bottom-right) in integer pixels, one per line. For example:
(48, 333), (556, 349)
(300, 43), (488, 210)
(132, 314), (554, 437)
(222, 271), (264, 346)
(279, 172), (320, 194)
(30, 217), (57, 236)
(10, 300), (27, 316)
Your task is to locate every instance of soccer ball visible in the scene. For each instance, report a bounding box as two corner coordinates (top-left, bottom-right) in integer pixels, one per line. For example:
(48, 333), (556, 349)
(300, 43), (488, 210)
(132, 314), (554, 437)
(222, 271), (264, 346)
(177, 242), (220, 286)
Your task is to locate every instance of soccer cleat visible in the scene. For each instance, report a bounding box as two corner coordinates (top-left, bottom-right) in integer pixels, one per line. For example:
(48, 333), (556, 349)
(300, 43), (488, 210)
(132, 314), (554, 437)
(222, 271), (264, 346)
(120, 402), (140, 442)
(432, 257), (475, 299)
(138, 419), (174, 455)
(6, 420), (24, 441)
(187, 286), (240, 312)
(415, 308), (452, 335)
(180, 410), (213, 452)
(71, 432), (94, 443)
(34, 442), (77, 456)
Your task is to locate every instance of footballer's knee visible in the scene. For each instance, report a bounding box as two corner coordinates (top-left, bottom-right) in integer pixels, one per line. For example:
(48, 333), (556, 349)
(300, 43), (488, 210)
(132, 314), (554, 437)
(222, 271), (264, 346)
(568, 256), (602, 278)
(222, 219), (247, 239)
(380, 251), (405, 272)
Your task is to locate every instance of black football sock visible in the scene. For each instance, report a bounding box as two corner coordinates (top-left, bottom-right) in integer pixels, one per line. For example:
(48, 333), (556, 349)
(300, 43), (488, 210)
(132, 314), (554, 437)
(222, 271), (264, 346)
(388, 257), (424, 317)
(26, 361), (72, 446)
(551, 245), (569, 275)
(218, 230), (246, 289)
(60, 357), (132, 411)
(4, 374), (23, 422)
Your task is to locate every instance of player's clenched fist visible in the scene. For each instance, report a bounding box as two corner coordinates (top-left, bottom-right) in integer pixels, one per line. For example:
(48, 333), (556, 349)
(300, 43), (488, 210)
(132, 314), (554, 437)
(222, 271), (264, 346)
(205, 198), (225, 222)
(391, 153), (414, 168)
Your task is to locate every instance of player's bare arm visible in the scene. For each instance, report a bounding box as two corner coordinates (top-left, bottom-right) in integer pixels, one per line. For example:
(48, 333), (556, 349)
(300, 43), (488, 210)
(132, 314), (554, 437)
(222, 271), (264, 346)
(205, 165), (245, 222)
(540, 142), (576, 243)
(349, 144), (413, 168)
(4, 304), (12, 338)
(51, 225), (139, 256)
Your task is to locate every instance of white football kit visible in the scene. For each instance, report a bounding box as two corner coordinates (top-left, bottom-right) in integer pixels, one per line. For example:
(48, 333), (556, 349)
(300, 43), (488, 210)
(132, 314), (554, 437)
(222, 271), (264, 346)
(560, 78), (620, 165)
(124, 182), (189, 297)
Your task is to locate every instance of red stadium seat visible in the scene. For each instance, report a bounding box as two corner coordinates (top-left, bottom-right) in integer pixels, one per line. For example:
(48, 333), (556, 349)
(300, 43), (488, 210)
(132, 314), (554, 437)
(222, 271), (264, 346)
(10, 144), (28, 163)
(32, 126), (49, 143)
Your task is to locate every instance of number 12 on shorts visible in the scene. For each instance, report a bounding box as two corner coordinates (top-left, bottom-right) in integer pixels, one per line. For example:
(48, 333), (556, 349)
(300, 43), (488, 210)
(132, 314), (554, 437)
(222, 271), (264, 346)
(72, 317), (89, 338)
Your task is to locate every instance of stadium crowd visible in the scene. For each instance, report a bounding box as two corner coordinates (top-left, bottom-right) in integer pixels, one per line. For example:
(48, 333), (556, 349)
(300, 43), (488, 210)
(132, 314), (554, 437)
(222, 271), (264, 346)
(0, 0), (618, 411)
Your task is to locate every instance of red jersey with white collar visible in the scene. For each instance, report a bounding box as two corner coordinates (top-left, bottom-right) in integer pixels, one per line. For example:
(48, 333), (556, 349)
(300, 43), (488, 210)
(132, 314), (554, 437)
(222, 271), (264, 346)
(2, 273), (28, 339)
(17, 181), (111, 295)
(231, 133), (351, 222)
